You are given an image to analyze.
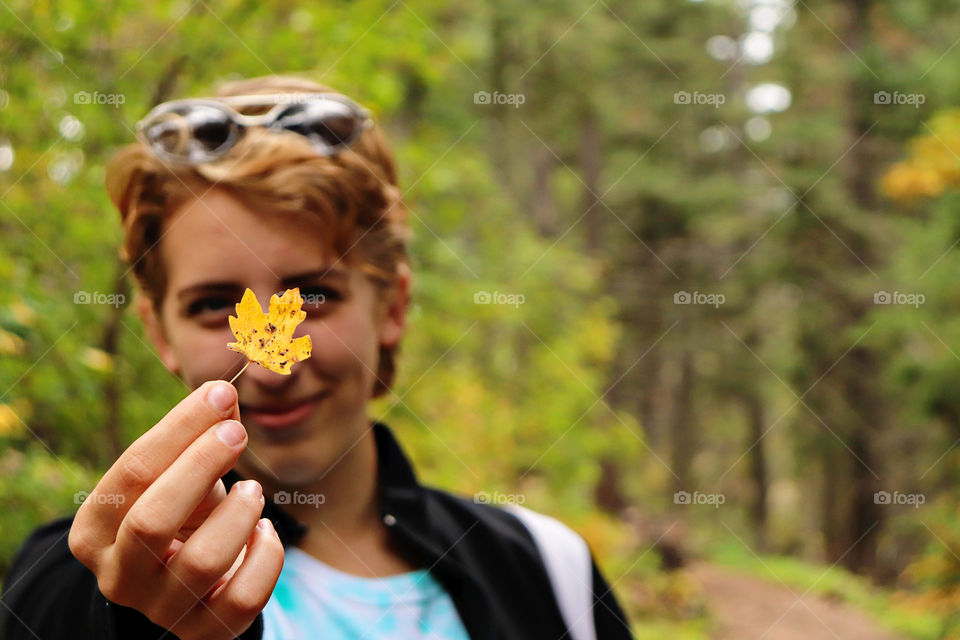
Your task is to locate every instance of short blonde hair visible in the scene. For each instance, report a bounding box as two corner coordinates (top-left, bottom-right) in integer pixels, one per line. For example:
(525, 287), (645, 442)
(105, 75), (411, 397)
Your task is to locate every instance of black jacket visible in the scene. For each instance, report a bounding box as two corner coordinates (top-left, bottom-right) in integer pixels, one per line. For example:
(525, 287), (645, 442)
(1, 422), (632, 639)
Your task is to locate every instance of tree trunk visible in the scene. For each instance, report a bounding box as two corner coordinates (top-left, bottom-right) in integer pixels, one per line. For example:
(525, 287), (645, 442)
(670, 350), (695, 495)
(834, 0), (884, 574)
(99, 260), (130, 465)
(743, 391), (769, 551)
(531, 145), (558, 237)
(579, 107), (603, 255)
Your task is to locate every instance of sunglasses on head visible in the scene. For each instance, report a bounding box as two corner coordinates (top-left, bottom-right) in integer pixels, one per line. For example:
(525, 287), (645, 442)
(135, 92), (374, 164)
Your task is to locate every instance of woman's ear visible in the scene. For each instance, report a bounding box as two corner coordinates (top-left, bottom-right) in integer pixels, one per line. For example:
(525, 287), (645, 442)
(378, 262), (412, 350)
(136, 291), (181, 375)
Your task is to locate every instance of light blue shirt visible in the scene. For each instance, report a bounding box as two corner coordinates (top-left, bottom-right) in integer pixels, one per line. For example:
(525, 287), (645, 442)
(261, 546), (471, 640)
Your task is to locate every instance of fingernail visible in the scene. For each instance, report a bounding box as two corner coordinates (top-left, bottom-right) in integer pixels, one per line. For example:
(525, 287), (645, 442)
(216, 420), (246, 447)
(207, 382), (236, 413)
(260, 518), (278, 536)
(236, 480), (262, 499)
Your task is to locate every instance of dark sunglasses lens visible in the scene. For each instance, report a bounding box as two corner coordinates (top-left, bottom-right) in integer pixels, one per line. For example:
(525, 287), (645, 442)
(192, 113), (234, 152)
(272, 102), (362, 148)
(145, 105), (236, 158)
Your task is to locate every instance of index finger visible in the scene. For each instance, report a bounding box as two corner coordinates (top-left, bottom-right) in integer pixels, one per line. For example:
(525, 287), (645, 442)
(83, 381), (240, 531)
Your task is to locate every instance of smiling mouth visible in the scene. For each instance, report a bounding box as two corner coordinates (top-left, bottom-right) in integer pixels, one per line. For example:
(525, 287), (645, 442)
(241, 393), (327, 430)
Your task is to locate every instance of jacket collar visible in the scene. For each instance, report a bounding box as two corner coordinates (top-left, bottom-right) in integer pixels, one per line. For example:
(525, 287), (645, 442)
(223, 421), (499, 640)
(221, 421), (428, 547)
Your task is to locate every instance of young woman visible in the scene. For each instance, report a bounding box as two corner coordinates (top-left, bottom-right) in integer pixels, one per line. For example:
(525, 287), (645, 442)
(0, 75), (631, 640)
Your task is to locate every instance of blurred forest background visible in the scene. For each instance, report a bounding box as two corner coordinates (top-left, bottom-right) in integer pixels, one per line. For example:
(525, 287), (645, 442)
(2, 0), (960, 638)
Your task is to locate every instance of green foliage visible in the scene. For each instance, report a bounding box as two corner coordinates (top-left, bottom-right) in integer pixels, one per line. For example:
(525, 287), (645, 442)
(894, 492), (960, 638)
(0, 446), (101, 573)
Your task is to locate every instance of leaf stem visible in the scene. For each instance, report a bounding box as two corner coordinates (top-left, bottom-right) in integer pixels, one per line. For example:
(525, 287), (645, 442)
(228, 361), (250, 385)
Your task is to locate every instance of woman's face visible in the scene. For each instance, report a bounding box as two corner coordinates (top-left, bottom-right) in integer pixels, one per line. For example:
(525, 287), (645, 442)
(140, 186), (408, 487)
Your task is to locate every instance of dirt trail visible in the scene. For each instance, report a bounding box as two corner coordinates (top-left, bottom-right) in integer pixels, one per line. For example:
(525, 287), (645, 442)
(691, 563), (906, 640)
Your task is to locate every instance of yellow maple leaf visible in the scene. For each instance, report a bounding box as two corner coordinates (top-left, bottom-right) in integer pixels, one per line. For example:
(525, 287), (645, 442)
(227, 287), (312, 378)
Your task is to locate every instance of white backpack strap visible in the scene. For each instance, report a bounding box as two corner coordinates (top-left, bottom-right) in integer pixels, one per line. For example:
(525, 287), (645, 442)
(505, 504), (596, 640)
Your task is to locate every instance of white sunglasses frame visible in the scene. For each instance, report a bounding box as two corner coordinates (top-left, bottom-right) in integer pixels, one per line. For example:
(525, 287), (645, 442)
(135, 92), (374, 164)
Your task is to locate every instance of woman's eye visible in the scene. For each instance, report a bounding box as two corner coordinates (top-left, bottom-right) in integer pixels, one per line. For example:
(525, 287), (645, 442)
(187, 297), (232, 316)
